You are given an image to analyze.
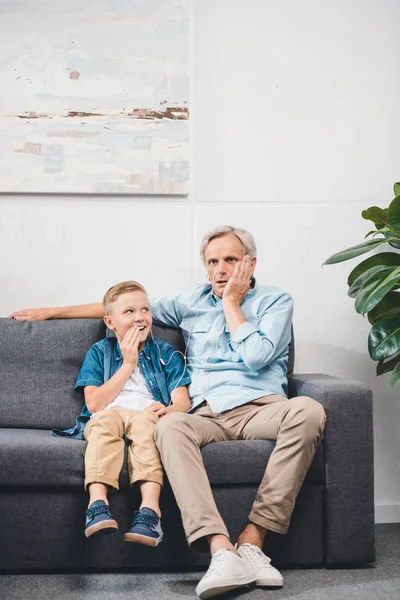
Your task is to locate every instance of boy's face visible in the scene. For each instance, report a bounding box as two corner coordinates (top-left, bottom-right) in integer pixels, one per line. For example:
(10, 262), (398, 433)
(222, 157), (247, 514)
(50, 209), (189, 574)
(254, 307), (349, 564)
(104, 290), (152, 350)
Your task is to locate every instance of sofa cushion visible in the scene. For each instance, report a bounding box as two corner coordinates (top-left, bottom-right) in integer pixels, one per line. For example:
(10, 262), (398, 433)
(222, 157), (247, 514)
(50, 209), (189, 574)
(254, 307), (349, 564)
(0, 319), (185, 430)
(0, 429), (324, 488)
(0, 318), (106, 429)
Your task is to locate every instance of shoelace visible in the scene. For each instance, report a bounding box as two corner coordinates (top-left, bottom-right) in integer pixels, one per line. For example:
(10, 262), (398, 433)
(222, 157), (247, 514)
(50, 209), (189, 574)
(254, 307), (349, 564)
(132, 510), (159, 530)
(239, 544), (271, 569)
(86, 503), (112, 518)
(207, 550), (232, 575)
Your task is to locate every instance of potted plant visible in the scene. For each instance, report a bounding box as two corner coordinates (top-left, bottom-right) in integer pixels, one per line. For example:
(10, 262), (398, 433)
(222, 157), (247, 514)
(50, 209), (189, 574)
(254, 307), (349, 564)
(323, 182), (400, 386)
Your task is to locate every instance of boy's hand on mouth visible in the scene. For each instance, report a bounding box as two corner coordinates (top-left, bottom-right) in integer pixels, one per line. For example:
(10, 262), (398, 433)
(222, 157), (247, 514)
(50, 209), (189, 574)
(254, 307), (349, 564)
(118, 326), (140, 369)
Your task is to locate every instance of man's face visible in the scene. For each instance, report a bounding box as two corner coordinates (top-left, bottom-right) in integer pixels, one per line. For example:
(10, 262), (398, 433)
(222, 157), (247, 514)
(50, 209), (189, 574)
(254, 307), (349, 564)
(104, 290), (152, 349)
(204, 233), (256, 298)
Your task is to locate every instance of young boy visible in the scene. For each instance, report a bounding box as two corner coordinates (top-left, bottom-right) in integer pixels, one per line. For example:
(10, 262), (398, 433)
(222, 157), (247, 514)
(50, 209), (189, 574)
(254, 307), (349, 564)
(71, 280), (191, 546)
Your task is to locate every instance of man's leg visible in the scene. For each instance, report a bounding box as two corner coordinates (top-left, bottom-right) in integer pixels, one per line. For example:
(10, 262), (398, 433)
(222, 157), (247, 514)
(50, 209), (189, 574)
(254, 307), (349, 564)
(219, 395), (325, 587)
(236, 395), (326, 541)
(155, 406), (258, 598)
(154, 405), (229, 549)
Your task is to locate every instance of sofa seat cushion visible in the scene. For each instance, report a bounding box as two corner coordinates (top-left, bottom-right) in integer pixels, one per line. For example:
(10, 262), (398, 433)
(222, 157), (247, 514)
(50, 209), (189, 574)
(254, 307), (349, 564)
(0, 429), (324, 488)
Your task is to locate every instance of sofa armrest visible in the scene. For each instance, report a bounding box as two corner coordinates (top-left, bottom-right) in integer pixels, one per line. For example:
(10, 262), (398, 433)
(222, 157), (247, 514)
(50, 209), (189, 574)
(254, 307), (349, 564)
(288, 373), (375, 565)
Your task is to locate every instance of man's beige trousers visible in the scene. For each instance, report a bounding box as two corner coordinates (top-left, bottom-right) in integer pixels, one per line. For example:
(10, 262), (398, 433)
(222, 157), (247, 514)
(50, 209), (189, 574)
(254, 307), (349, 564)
(84, 407), (162, 490)
(155, 395), (326, 549)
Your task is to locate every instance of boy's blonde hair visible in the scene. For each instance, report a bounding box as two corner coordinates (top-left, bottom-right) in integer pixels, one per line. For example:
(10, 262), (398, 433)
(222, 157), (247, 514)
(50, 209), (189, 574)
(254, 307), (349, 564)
(103, 280), (147, 314)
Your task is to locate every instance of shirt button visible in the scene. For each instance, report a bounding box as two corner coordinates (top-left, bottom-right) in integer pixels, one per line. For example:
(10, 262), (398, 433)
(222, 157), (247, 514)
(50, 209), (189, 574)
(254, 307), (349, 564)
(217, 327), (221, 332)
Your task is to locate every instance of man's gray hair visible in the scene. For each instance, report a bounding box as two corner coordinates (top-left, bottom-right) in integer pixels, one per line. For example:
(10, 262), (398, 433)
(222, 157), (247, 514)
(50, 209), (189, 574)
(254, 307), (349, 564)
(200, 226), (257, 265)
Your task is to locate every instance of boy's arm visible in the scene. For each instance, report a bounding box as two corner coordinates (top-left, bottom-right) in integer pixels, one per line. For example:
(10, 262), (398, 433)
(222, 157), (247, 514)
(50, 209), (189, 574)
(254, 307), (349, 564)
(84, 363), (134, 413)
(167, 385), (191, 413)
(145, 385), (191, 417)
(81, 327), (141, 413)
(9, 303), (104, 321)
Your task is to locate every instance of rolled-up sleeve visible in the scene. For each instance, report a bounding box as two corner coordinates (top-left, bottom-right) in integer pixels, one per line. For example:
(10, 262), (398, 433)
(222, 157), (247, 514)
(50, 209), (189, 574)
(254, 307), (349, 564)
(162, 345), (191, 394)
(74, 344), (104, 393)
(229, 292), (293, 371)
(150, 292), (183, 328)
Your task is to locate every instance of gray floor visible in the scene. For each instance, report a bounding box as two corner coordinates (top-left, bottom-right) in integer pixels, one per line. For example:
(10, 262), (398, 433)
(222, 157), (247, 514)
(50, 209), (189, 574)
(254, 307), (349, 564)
(1, 524), (399, 600)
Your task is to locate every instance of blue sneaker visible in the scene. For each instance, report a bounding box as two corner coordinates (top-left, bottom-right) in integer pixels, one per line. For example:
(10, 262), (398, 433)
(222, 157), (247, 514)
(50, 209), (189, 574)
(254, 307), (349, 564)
(123, 507), (163, 546)
(85, 500), (118, 538)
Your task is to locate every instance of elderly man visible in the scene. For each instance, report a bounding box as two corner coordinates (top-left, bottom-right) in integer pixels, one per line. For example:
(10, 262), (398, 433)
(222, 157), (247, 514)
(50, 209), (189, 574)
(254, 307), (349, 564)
(10, 226), (326, 599)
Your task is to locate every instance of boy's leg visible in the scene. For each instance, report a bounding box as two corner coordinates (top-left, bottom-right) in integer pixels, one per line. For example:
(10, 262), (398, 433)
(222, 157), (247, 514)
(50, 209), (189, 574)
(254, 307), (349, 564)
(84, 408), (126, 492)
(125, 411), (164, 490)
(124, 411), (163, 546)
(139, 481), (161, 516)
(84, 408), (128, 537)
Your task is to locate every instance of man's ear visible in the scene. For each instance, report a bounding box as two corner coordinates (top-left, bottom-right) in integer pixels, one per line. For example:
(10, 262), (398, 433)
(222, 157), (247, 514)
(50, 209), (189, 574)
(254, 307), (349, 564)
(250, 256), (257, 274)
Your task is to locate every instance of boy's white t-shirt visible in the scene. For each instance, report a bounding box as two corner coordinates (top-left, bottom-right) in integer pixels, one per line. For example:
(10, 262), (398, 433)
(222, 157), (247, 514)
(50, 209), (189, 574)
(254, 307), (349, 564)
(106, 366), (155, 412)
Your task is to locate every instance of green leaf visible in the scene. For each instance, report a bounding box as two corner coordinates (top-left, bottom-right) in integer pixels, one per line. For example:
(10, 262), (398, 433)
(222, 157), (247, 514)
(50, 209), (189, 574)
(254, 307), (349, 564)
(362, 206), (387, 225)
(323, 238), (389, 265)
(347, 253), (400, 287)
(390, 361), (400, 386)
(348, 265), (397, 300)
(376, 351), (400, 376)
(386, 218), (400, 235)
(394, 183), (400, 197)
(368, 291), (400, 324)
(387, 195), (400, 218)
(354, 265), (400, 313)
(368, 316), (400, 360)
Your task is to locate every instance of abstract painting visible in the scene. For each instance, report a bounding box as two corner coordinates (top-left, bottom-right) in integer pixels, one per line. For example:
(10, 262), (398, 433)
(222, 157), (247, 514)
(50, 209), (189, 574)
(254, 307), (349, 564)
(0, 0), (189, 194)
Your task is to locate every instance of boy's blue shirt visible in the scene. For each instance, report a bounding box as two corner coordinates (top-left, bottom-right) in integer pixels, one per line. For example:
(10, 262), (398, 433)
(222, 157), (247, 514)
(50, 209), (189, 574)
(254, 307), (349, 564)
(52, 336), (191, 440)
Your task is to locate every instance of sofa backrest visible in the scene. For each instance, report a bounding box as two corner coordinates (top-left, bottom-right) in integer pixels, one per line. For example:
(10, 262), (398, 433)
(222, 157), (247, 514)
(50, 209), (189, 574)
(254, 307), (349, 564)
(0, 318), (294, 430)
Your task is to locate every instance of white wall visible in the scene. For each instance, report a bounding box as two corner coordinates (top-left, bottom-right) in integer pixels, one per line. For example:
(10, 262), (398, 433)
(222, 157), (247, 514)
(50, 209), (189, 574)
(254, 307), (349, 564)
(1, 0), (400, 521)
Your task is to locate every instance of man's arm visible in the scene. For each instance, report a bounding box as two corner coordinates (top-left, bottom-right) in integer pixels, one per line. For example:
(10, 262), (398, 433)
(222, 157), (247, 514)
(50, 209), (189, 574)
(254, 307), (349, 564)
(8, 303), (104, 321)
(227, 292), (293, 371)
(222, 256), (293, 371)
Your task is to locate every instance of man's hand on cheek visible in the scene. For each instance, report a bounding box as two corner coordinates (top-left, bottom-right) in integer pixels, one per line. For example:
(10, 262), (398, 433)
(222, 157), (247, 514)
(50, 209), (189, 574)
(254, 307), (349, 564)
(222, 256), (253, 305)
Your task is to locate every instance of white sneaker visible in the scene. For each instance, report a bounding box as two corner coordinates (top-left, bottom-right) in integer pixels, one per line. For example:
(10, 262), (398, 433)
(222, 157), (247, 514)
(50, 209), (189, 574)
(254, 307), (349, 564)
(195, 549), (257, 599)
(237, 543), (283, 587)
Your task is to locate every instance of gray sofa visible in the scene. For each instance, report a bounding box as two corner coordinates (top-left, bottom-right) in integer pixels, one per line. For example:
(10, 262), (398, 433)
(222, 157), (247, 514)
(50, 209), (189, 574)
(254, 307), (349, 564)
(0, 317), (375, 572)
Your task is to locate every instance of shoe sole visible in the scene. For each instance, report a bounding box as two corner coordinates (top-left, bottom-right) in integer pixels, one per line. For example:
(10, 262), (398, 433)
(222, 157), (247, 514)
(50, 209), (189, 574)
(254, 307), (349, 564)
(85, 519), (118, 538)
(123, 532), (163, 547)
(253, 579), (283, 588)
(196, 574), (256, 599)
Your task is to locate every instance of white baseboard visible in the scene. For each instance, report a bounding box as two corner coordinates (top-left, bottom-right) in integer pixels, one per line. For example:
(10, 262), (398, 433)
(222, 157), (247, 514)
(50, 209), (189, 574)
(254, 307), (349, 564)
(375, 503), (400, 523)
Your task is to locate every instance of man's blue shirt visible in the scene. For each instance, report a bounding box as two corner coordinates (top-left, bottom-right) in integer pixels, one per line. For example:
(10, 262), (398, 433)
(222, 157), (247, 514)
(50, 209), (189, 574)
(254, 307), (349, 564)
(150, 282), (293, 413)
(52, 336), (191, 440)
